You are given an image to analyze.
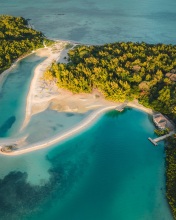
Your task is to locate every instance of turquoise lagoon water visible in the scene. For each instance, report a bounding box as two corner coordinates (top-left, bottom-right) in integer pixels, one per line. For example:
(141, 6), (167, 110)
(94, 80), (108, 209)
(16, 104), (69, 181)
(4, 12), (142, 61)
(0, 55), (45, 137)
(0, 0), (176, 45)
(0, 109), (173, 219)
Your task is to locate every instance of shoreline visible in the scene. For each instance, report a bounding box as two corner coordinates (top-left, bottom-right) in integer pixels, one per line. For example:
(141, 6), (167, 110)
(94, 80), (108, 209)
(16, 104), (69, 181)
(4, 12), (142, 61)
(0, 106), (116, 156)
(127, 100), (154, 115)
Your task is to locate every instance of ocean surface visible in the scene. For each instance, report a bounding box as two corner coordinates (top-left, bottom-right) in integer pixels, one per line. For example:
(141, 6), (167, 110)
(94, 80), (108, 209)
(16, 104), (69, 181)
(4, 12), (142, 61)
(0, 0), (175, 219)
(0, 0), (176, 45)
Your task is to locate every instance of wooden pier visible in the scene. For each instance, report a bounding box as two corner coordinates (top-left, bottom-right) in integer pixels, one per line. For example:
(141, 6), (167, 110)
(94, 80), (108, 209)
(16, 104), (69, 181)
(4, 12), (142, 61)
(148, 131), (175, 146)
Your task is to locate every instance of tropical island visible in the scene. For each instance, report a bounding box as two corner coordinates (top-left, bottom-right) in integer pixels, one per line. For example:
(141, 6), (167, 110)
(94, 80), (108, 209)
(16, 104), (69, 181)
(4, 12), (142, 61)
(0, 15), (176, 219)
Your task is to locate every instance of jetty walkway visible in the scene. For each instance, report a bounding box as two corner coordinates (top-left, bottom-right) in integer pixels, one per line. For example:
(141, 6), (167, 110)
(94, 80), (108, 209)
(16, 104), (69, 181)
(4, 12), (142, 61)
(148, 131), (175, 146)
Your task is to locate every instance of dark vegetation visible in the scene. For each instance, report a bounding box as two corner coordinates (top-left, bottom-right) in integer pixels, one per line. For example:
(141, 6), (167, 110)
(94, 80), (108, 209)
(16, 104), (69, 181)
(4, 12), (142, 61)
(0, 145), (89, 219)
(154, 128), (169, 136)
(0, 15), (52, 73)
(45, 42), (176, 120)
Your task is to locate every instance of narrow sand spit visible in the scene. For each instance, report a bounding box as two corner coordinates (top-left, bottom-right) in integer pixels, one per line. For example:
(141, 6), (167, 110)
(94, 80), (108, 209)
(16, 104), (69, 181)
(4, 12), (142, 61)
(22, 41), (69, 129)
(0, 101), (154, 156)
(0, 106), (116, 156)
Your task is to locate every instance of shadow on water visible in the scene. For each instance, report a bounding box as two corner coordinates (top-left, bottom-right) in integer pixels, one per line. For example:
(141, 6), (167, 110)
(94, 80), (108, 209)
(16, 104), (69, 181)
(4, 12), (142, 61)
(65, 113), (75, 117)
(0, 145), (91, 220)
(0, 116), (16, 137)
(148, 114), (154, 124)
(105, 108), (130, 118)
(0, 170), (57, 220)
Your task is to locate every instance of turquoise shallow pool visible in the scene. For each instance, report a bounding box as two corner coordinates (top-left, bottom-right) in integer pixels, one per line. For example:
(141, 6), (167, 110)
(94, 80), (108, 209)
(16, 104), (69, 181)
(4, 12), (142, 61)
(0, 109), (173, 219)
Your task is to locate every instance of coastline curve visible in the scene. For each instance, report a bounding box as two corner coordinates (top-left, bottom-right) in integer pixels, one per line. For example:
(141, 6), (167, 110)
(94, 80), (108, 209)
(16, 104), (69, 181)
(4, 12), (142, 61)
(0, 106), (116, 156)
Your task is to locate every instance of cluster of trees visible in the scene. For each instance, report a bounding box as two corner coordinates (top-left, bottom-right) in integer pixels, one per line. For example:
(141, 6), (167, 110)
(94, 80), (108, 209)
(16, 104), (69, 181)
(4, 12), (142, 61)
(166, 135), (176, 219)
(154, 128), (169, 136)
(45, 42), (176, 120)
(0, 15), (51, 73)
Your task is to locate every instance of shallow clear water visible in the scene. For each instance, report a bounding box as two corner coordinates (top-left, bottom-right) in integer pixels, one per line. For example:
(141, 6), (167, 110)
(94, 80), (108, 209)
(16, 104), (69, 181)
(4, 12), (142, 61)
(0, 55), (45, 137)
(0, 109), (173, 219)
(0, 0), (176, 44)
(23, 109), (92, 145)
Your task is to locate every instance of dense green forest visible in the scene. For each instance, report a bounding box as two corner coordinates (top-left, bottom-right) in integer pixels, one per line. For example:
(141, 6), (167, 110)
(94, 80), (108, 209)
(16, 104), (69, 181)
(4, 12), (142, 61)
(45, 42), (176, 119)
(0, 15), (51, 73)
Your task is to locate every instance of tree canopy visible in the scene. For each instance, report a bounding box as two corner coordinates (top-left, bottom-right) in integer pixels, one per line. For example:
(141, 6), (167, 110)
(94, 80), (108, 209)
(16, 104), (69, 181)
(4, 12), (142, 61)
(0, 15), (51, 73)
(46, 42), (176, 120)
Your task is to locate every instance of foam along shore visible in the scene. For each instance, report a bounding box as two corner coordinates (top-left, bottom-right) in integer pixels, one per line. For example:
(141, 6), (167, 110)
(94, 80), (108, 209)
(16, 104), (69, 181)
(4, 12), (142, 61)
(0, 105), (116, 156)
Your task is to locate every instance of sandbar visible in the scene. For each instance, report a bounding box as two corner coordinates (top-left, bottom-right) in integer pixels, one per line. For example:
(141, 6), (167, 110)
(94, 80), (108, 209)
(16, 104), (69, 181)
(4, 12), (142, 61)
(0, 106), (116, 156)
